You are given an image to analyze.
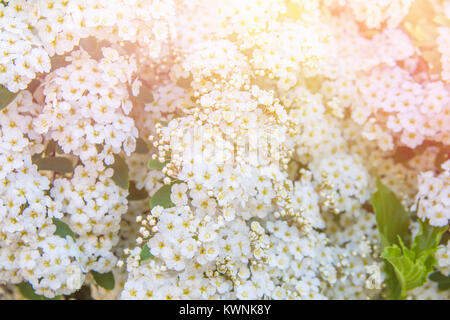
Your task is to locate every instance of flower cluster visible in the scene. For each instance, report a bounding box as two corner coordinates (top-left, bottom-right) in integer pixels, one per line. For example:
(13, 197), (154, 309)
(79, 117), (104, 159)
(35, 48), (139, 166)
(0, 92), (85, 297)
(0, 2), (51, 92)
(414, 160), (450, 227)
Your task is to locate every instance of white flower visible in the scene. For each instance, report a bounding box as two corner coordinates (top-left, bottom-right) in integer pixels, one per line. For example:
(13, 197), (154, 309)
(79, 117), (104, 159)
(170, 183), (188, 206)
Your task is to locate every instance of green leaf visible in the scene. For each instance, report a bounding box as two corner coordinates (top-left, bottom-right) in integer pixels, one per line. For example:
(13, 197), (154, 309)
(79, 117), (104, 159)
(140, 243), (154, 262)
(411, 220), (447, 255)
(53, 218), (76, 240)
(91, 271), (115, 290)
(148, 158), (167, 170)
(380, 221), (445, 299)
(383, 261), (402, 299)
(382, 239), (438, 299)
(371, 178), (411, 249)
(32, 155), (73, 173)
(135, 138), (149, 154)
(127, 181), (149, 201)
(111, 154), (129, 190)
(372, 180), (446, 299)
(149, 184), (174, 209)
(0, 84), (19, 111)
(17, 282), (61, 300)
(429, 271), (450, 291)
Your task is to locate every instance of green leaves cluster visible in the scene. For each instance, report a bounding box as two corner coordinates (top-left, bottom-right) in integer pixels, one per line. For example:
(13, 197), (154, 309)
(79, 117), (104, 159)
(371, 178), (447, 299)
(382, 222), (446, 299)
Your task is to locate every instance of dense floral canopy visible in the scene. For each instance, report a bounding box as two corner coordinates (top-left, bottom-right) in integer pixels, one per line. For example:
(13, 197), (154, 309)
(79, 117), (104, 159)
(0, 0), (449, 300)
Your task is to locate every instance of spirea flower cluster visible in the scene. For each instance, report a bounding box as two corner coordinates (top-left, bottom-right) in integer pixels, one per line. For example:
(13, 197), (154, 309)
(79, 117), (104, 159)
(0, 0), (449, 300)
